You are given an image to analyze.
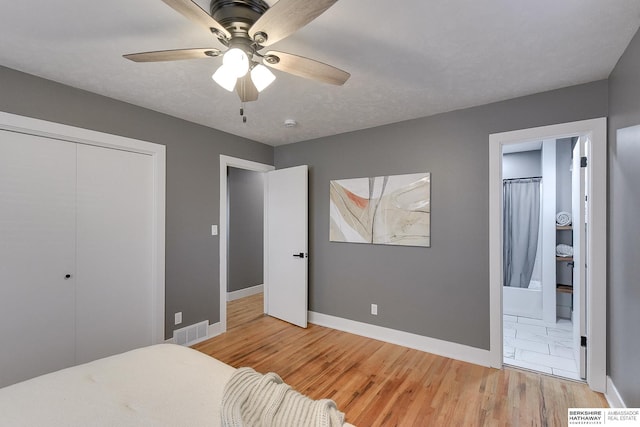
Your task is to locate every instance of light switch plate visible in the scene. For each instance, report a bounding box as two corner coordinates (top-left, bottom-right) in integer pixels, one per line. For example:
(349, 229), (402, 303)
(211, 225), (218, 236)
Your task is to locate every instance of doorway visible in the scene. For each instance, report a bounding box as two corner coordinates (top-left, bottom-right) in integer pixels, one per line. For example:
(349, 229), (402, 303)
(488, 118), (607, 393)
(219, 155), (274, 333)
(219, 156), (309, 331)
(501, 138), (579, 380)
(226, 166), (266, 329)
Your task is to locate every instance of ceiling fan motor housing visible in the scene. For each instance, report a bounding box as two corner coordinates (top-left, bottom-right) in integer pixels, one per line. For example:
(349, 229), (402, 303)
(210, 0), (269, 35)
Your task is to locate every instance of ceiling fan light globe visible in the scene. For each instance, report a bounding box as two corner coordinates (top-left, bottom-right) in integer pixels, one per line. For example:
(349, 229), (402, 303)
(212, 65), (237, 92)
(223, 48), (250, 78)
(251, 64), (276, 92)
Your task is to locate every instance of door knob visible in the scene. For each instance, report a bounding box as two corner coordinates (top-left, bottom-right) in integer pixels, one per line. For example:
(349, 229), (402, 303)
(64, 274), (72, 279)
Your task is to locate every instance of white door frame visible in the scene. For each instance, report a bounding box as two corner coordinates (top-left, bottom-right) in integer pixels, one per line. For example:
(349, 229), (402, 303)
(488, 118), (607, 393)
(219, 155), (274, 333)
(0, 111), (166, 344)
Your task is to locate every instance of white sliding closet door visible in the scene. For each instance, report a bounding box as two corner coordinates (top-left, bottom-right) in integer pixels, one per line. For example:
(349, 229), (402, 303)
(0, 131), (77, 387)
(1, 124), (160, 387)
(75, 144), (154, 364)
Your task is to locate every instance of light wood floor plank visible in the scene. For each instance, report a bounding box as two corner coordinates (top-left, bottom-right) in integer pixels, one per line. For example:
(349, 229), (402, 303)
(194, 293), (607, 426)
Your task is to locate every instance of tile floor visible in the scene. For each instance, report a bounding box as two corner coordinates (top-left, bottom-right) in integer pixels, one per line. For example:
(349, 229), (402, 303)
(503, 315), (582, 381)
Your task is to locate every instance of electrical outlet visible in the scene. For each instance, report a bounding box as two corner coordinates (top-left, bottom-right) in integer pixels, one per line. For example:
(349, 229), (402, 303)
(174, 312), (183, 325)
(371, 304), (378, 316)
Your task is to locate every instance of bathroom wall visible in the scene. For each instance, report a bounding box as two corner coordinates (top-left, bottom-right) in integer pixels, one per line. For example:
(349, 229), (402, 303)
(502, 150), (541, 179)
(555, 138), (574, 213)
(541, 140), (558, 323)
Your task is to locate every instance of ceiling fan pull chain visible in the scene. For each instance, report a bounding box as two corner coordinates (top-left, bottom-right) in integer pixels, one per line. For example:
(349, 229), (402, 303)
(240, 102), (247, 123)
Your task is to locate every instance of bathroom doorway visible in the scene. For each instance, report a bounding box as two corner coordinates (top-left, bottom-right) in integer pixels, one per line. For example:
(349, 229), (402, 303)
(501, 139), (577, 379)
(488, 118), (607, 393)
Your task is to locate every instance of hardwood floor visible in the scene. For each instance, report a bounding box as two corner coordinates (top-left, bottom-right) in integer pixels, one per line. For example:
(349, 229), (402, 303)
(194, 294), (607, 426)
(226, 292), (265, 330)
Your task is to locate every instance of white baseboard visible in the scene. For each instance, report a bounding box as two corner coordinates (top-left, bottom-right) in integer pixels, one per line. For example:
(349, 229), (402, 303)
(308, 311), (493, 368)
(606, 376), (627, 408)
(207, 322), (222, 340)
(227, 284), (263, 301)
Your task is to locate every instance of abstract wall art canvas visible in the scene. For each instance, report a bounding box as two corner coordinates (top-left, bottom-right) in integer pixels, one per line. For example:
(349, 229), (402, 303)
(329, 173), (430, 247)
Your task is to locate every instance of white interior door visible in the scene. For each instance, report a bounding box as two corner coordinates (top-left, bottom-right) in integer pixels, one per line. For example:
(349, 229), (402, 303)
(0, 130), (77, 387)
(572, 137), (587, 379)
(265, 165), (308, 328)
(75, 144), (155, 363)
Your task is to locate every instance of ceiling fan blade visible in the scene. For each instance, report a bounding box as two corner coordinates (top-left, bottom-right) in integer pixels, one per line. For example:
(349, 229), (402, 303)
(263, 51), (350, 86)
(123, 48), (222, 62)
(236, 74), (259, 102)
(249, 0), (338, 46)
(161, 0), (230, 39)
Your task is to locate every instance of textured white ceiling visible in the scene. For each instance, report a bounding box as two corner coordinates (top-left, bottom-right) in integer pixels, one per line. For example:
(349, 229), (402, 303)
(1, 1), (639, 146)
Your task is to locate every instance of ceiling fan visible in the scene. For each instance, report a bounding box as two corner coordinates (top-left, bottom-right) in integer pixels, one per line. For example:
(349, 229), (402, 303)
(124, 0), (350, 104)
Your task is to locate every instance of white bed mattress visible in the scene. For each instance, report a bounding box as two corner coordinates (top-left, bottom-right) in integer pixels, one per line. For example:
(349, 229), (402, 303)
(0, 344), (236, 426)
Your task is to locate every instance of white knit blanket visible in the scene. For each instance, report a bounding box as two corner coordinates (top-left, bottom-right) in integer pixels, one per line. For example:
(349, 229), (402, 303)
(221, 367), (345, 427)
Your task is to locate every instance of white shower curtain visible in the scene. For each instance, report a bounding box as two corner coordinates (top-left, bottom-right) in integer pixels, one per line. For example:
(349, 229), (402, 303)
(503, 178), (542, 288)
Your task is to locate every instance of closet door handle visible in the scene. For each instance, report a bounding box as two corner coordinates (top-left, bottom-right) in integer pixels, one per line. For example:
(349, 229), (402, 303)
(64, 274), (72, 280)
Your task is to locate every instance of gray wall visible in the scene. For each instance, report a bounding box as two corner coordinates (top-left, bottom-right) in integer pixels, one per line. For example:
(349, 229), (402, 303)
(228, 167), (264, 293)
(608, 28), (640, 407)
(502, 150), (541, 179)
(275, 80), (607, 350)
(0, 66), (274, 339)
